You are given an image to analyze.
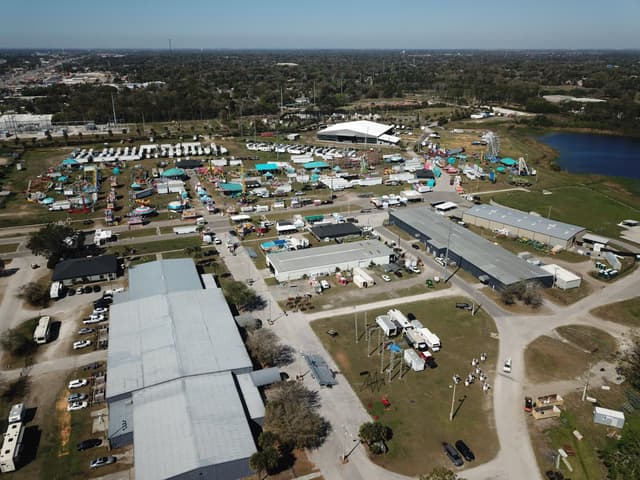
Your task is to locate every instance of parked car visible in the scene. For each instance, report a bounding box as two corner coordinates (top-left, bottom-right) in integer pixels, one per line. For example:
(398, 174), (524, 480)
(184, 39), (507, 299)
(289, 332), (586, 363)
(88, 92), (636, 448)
(411, 243), (420, 250)
(455, 303), (472, 310)
(73, 340), (92, 350)
(408, 266), (421, 274)
(435, 257), (448, 267)
(381, 274), (391, 282)
(67, 288), (76, 296)
(68, 393), (88, 402)
(67, 401), (88, 412)
(77, 438), (102, 451)
(83, 362), (102, 371)
(214, 238), (222, 245)
(442, 442), (464, 467)
(92, 285), (101, 293)
(82, 219), (94, 225)
(524, 396), (533, 413)
(83, 315), (105, 325)
(503, 358), (512, 373)
(68, 379), (88, 389)
(93, 307), (108, 315)
(78, 328), (95, 335)
(320, 280), (330, 290)
(94, 299), (112, 308)
(455, 440), (475, 461)
(90, 456), (117, 469)
(394, 270), (403, 278)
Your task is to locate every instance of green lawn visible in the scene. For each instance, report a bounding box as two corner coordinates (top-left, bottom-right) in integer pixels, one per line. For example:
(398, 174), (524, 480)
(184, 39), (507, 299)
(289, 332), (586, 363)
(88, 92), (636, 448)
(0, 242), (19, 253)
(311, 297), (499, 476)
(108, 236), (201, 257)
(115, 228), (156, 240)
(491, 186), (640, 238)
(590, 297), (640, 327)
(525, 326), (617, 383)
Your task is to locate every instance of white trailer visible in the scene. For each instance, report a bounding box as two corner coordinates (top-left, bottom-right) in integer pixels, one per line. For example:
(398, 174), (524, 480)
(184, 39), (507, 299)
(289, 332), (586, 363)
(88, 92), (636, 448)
(33, 316), (51, 344)
(404, 349), (425, 371)
(404, 329), (428, 351)
(387, 309), (412, 330)
(0, 422), (23, 473)
(410, 319), (424, 330)
(49, 281), (62, 299)
(419, 327), (441, 351)
(376, 315), (398, 337)
(173, 226), (199, 235)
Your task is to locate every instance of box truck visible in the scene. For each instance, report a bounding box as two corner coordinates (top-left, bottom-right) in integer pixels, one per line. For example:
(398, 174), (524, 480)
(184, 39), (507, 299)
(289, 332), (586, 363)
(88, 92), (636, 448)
(404, 348), (425, 371)
(387, 308), (412, 330)
(376, 315), (398, 337)
(419, 327), (441, 351)
(404, 329), (427, 351)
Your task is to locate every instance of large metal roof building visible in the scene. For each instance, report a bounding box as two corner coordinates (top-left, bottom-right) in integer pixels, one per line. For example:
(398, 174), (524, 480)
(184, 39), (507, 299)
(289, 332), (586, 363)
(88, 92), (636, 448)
(389, 207), (553, 289)
(266, 240), (393, 282)
(317, 120), (400, 145)
(107, 259), (274, 480)
(462, 204), (585, 249)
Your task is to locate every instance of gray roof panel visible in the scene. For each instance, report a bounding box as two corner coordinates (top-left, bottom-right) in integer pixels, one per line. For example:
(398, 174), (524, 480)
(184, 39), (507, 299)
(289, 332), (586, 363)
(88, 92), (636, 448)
(464, 204), (585, 240)
(391, 207), (552, 286)
(125, 259), (203, 301)
(133, 373), (257, 480)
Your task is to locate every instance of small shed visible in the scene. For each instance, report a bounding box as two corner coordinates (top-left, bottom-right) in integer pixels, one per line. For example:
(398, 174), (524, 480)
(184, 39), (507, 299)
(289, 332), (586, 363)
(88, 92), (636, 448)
(541, 264), (581, 290)
(593, 407), (625, 429)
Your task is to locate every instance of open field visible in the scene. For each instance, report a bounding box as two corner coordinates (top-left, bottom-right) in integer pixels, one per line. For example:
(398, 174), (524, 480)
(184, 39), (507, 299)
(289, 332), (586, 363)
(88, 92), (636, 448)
(525, 327), (617, 384)
(543, 282), (592, 306)
(590, 297), (640, 328)
(311, 297), (499, 476)
(114, 228), (156, 240)
(0, 242), (20, 253)
(107, 236), (201, 257)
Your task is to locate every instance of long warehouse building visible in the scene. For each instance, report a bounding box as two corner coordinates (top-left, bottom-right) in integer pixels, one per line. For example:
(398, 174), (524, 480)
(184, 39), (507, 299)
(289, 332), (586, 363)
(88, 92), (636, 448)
(462, 204), (585, 249)
(267, 239), (393, 282)
(389, 207), (553, 290)
(107, 259), (280, 480)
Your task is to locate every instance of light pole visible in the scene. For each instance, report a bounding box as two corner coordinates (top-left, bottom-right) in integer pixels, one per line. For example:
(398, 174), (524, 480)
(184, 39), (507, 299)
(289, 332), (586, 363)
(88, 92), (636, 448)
(449, 382), (457, 421)
(340, 424), (350, 463)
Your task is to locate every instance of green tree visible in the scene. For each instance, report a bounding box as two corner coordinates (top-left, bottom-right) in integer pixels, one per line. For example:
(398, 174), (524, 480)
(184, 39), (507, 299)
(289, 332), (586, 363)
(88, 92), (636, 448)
(26, 223), (77, 268)
(249, 447), (279, 479)
(420, 467), (465, 480)
(222, 280), (258, 310)
(19, 282), (50, 308)
(358, 421), (391, 445)
(246, 329), (291, 367)
(264, 382), (328, 449)
(0, 327), (37, 358)
(620, 338), (640, 391)
(601, 420), (640, 479)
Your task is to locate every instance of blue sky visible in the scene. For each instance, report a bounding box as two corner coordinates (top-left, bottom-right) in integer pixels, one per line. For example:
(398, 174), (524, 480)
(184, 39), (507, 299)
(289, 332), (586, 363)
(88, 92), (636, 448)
(0, 0), (638, 49)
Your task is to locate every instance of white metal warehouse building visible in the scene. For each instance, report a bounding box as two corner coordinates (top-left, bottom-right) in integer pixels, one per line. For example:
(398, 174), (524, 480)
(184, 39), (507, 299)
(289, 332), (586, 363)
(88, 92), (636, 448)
(462, 204), (585, 249)
(317, 120), (400, 145)
(107, 259), (280, 480)
(267, 240), (393, 281)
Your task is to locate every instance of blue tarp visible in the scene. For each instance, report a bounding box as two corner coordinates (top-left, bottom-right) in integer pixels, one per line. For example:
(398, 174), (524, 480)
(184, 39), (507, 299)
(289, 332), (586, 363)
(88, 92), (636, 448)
(162, 167), (186, 177)
(256, 163), (279, 172)
(303, 161), (330, 170)
(500, 157), (517, 166)
(62, 158), (78, 165)
(220, 183), (243, 192)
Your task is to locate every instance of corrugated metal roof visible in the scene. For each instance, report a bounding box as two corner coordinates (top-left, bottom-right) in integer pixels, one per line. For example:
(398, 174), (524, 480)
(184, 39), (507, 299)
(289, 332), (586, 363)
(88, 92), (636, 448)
(125, 259), (203, 301)
(236, 373), (266, 422)
(107, 288), (252, 399)
(465, 204), (585, 241)
(391, 207), (551, 286)
(318, 120), (392, 138)
(133, 373), (256, 480)
(266, 240), (393, 274)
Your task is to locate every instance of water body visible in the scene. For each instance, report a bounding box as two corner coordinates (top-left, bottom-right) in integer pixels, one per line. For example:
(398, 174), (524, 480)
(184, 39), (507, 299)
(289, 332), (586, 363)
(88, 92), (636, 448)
(538, 132), (640, 180)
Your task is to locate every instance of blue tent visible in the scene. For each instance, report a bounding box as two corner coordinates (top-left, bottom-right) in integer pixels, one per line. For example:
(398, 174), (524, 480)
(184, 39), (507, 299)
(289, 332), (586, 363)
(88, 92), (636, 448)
(264, 172), (274, 178)
(162, 167), (186, 177)
(311, 174), (320, 182)
(112, 167), (121, 175)
(447, 157), (456, 165)
(333, 166), (341, 172)
(255, 163), (279, 172)
(62, 158), (79, 166)
(58, 176), (68, 183)
(220, 183), (243, 193)
(500, 157), (517, 166)
(41, 197), (54, 205)
(303, 161), (329, 170)
(496, 166), (506, 173)
(427, 179), (436, 187)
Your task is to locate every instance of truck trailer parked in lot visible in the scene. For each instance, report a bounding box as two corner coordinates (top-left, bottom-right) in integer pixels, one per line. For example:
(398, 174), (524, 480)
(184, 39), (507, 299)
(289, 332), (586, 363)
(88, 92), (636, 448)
(376, 315), (398, 337)
(387, 308), (412, 329)
(404, 328), (427, 351)
(33, 316), (51, 344)
(404, 348), (426, 371)
(418, 327), (441, 351)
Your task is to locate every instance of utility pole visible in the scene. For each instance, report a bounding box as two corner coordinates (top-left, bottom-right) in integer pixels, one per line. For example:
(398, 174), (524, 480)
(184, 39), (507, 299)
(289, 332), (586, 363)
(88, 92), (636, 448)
(449, 381), (457, 421)
(380, 338), (385, 374)
(354, 308), (358, 344)
(111, 92), (117, 127)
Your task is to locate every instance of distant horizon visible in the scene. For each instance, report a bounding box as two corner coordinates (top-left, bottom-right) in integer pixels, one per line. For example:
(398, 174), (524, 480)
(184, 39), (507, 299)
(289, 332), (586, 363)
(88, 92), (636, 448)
(1, 0), (638, 50)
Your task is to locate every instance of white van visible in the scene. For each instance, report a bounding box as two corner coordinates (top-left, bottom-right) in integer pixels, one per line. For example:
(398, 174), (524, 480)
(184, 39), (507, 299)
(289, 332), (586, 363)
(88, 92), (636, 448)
(320, 280), (330, 290)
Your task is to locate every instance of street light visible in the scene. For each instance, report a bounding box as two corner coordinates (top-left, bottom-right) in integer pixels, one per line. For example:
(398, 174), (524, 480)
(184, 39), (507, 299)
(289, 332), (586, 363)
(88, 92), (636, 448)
(449, 382), (457, 422)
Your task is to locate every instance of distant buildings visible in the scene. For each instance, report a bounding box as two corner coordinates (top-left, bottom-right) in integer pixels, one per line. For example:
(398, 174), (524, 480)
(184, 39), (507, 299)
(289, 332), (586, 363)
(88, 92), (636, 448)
(462, 204), (585, 249)
(0, 114), (52, 133)
(317, 120), (400, 145)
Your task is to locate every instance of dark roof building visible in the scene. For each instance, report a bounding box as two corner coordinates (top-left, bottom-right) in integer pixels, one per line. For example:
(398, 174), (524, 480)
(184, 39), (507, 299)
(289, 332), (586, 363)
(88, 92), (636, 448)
(52, 255), (118, 285)
(389, 207), (553, 290)
(310, 222), (362, 240)
(415, 169), (435, 179)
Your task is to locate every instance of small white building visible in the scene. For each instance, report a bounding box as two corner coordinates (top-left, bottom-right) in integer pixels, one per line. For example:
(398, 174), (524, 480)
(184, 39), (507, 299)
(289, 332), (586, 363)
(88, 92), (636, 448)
(353, 267), (375, 288)
(267, 240), (393, 282)
(403, 349), (425, 372)
(541, 264), (581, 290)
(593, 407), (625, 429)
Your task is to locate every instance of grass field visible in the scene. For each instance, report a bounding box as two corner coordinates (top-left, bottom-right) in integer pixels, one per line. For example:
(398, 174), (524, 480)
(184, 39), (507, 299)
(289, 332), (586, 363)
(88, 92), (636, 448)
(107, 236), (201, 257)
(590, 297), (640, 327)
(529, 388), (637, 480)
(0, 242), (19, 253)
(491, 186), (640, 238)
(525, 326), (617, 383)
(114, 228), (156, 240)
(543, 282), (592, 306)
(311, 297), (499, 476)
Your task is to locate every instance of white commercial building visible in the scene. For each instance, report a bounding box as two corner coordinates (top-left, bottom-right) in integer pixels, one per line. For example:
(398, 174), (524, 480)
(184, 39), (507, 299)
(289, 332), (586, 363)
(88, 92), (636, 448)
(317, 120), (400, 145)
(0, 113), (52, 133)
(541, 264), (582, 290)
(267, 240), (393, 282)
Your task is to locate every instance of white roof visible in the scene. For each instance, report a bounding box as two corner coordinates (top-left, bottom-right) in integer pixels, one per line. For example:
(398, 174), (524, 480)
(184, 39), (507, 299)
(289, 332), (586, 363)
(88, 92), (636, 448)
(319, 120), (392, 138)
(582, 233), (609, 245)
(594, 406), (625, 419)
(435, 201), (458, 211)
(540, 264), (581, 282)
(379, 133), (401, 144)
